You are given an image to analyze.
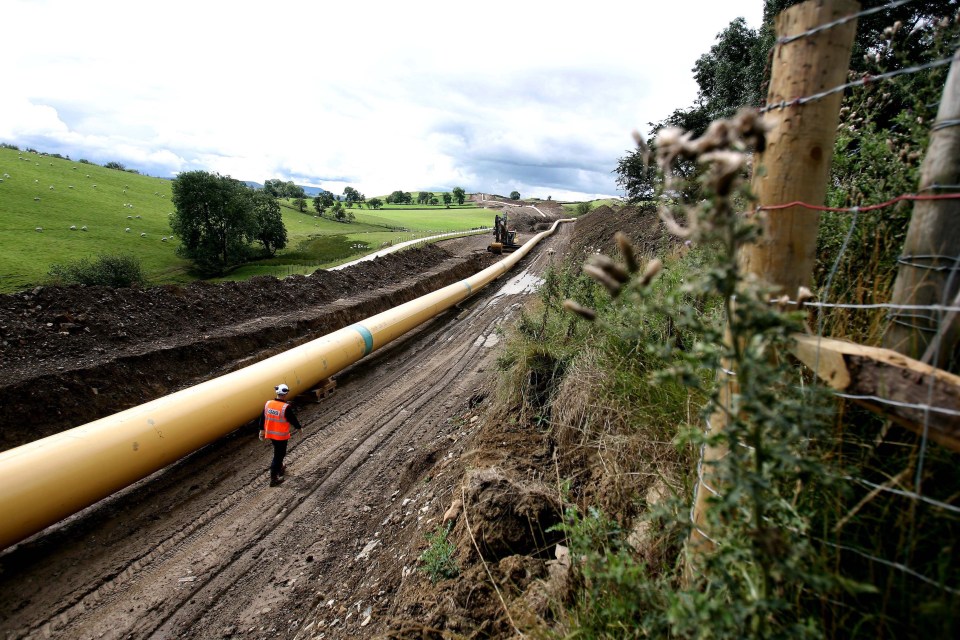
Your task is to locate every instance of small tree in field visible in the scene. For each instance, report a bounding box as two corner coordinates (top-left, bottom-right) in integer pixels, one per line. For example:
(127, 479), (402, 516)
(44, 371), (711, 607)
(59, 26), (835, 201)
(510, 190), (520, 200)
(251, 190), (287, 256)
(171, 171), (257, 275)
(452, 186), (466, 205)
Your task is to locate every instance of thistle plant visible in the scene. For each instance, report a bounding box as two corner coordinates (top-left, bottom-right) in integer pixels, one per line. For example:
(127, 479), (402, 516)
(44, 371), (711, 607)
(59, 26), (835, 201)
(565, 108), (841, 638)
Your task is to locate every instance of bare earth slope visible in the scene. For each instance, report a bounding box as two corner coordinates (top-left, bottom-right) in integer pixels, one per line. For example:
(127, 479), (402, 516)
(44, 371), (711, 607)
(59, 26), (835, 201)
(0, 224), (575, 639)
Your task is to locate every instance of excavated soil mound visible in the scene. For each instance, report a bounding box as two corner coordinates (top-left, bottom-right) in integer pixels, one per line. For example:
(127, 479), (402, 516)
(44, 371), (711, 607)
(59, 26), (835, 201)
(570, 204), (677, 262)
(0, 244), (455, 385)
(0, 241), (497, 452)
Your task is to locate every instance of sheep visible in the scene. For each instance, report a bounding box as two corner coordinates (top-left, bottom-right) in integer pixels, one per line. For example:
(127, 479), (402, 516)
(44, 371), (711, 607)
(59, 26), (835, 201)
(127, 215), (133, 219)
(125, 228), (131, 233)
(68, 185), (74, 189)
(33, 197), (40, 201)
(2, 173), (9, 178)
(72, 166), (77, 170)
(34, 179), (38, 183)
(81, 226), (88, 231)
(161, 237), (168, 242)
(69, 225), (77, 231)
(86, 174), (90, 178)
(135, 214), (141, 219)
(35, 227), (43, 232)
(140, 232), (146, 237)
(49, 185), (54, 190)
(91, 185), (97, 188)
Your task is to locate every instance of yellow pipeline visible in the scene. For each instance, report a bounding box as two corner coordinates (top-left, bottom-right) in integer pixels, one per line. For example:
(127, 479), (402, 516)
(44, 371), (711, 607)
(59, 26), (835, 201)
(0, 219), (574, 550)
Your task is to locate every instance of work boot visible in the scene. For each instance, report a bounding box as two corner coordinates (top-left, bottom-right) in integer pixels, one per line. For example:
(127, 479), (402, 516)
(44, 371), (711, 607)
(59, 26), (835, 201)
(270, 474), (284, 487)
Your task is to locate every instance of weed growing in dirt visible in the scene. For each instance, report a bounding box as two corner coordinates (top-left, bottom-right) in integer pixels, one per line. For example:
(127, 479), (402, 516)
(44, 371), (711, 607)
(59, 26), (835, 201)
(419, 523), (459, 584)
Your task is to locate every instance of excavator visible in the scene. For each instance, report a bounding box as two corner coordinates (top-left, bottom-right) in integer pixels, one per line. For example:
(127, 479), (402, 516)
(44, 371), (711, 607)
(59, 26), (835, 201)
(486, 211), (520, 254)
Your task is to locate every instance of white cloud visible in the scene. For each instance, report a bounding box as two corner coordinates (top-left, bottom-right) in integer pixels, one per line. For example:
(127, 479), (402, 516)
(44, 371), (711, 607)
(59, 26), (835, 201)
(1, 0), (763, 200)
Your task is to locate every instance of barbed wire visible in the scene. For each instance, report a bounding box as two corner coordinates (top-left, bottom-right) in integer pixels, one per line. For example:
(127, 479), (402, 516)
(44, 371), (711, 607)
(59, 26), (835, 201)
(759, 54), (957, 114)
(776, 0), (917, 47)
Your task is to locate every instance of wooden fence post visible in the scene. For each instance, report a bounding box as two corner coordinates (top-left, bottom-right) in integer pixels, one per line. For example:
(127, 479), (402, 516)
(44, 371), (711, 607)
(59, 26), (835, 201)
(690, 0), (859, 556)
(882, 53), (960, 369)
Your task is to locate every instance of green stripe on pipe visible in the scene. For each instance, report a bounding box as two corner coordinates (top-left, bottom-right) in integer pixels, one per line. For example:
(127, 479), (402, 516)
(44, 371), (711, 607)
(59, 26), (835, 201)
(350, 324), (375, 356)
(463, 281), (472, 294)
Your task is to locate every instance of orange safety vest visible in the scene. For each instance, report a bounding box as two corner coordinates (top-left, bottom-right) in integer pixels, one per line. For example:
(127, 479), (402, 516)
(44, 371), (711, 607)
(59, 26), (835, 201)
(263, 400), (292, 440)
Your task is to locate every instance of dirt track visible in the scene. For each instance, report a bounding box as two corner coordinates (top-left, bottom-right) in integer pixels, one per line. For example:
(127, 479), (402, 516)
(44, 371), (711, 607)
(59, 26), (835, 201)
(0, 224), (573, 639)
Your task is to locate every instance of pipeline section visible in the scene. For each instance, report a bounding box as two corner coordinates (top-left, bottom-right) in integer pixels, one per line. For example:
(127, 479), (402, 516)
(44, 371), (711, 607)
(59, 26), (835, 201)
(0, 219), (575, 550)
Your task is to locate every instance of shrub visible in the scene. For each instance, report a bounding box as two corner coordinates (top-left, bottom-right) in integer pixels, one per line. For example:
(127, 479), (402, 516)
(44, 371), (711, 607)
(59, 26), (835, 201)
(575, 202), (592, 216)
(48, 254), (146, 288)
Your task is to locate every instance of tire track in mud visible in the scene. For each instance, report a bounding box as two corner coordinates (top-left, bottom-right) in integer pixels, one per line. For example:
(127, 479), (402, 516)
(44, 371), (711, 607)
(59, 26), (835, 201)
(0, 228), (569, 639)
(147, 283), (526, 637)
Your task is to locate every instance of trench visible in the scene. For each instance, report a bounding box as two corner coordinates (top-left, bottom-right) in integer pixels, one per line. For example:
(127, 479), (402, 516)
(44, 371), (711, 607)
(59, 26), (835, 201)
(0, 254), (489, 452)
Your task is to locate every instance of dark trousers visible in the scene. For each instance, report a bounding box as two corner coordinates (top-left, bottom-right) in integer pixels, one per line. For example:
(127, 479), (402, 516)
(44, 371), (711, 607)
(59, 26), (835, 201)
(270, 439), (288, 477)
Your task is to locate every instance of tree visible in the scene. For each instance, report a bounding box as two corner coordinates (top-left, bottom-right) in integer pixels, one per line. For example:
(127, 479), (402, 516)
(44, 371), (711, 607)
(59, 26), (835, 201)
(263, 179), (305, 199)
(313, 190), (335, 216)
(615, 148), (661, 202)
(442, 193), (453, 207)
(417, 191), (432, 205)
(105, 161), (127, 171)
(292, 197), (307, 213)
(251, 191), (287, 256)
(510, 191), (521, 200)
(332, 201), (344, 221)
(368, 197), (383, 210)
(171, 171), (257, 275)
(575, 201), (592, 216)
(452, 186), (466, 205)
(343, 186), (363, 204)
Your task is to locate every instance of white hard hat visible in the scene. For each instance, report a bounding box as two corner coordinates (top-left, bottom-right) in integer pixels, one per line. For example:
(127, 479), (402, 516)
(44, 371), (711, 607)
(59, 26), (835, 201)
(275, 383), (289, 396)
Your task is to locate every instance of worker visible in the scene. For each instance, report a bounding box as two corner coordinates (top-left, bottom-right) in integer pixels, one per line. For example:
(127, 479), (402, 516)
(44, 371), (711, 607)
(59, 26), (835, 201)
(258, 383), (303, 486)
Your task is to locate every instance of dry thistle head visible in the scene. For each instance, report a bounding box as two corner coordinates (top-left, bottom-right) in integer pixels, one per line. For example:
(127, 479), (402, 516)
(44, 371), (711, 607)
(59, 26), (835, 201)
(632, 130), (651, 168)
(584, 263), (622, 297)
(655, 127), (692, 172)
(700, 150), (747, 196)
(639, 258), (663, 288)
(563, 299), (596, 321)
(615, 231), (639, 273)
(732, 107), (768, 153)
(586, 253), (630, 284)
(796, 286), (816, 309)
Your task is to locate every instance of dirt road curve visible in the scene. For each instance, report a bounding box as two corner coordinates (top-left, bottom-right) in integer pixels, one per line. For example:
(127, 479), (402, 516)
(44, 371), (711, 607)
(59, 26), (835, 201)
(0, 224), (572, 639)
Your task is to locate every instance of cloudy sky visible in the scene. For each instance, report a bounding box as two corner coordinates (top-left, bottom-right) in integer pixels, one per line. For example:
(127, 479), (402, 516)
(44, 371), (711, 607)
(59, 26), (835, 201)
(1, 0), (762, 201)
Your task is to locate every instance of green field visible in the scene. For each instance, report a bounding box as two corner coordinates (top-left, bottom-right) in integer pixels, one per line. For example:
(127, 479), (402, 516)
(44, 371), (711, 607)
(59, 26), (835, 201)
(0, 147), (495, 291)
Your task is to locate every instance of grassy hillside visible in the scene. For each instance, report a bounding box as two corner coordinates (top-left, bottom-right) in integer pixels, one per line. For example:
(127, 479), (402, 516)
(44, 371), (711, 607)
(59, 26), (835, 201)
(0, 148), (493, 291)
(0, 148), (189, 291)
